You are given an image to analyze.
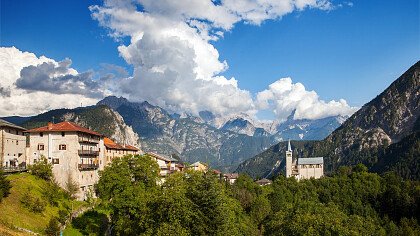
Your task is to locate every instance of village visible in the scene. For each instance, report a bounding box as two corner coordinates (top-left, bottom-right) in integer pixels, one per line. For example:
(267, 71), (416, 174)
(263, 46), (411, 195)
(0, 119), (318, 200)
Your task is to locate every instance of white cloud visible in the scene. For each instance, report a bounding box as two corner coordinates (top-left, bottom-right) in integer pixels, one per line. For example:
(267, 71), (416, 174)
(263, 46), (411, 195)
(89, 0), (347, 119)
(0, 0), (357, 121)
(256, 77), (358, 120)
(0, 47), (99, 116)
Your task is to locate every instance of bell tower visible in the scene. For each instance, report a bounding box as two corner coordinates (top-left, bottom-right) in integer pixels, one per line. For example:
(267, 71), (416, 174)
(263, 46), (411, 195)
(285, 140), (293, 177)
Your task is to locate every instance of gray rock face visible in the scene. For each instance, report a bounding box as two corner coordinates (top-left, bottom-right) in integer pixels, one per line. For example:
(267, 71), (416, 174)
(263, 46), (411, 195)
(97, 96), (277, 171)
(274, 111), (348, 140)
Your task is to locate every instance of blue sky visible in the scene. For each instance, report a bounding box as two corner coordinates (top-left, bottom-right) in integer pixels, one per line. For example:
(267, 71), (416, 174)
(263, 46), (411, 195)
(0, 0), (419, 119)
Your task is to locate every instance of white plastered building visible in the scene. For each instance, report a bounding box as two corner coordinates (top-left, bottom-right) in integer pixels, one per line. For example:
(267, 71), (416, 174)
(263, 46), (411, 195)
(285, 140), (324, 180)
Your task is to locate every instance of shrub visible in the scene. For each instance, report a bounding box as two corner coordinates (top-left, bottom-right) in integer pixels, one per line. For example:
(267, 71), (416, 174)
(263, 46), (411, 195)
(45, 217), (60, 236)
(28, 156), (53, 181)
(42, 180), (65, 206)
(20, 189), (47, 213)
(0, 169), (12, 202)
(65, 173), (79, 199)
(72, 210), (108, 235)
(58, 209), (69, 225)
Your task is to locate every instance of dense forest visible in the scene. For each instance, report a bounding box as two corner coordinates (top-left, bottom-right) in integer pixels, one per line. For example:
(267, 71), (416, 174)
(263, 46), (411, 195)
(69, 154), (420, 235)
(1, 154), (419, 235)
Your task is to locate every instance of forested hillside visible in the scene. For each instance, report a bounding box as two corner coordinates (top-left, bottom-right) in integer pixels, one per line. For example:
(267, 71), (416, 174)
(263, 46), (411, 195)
(65, 155), (420, 235)
(237, 61), (420, 179)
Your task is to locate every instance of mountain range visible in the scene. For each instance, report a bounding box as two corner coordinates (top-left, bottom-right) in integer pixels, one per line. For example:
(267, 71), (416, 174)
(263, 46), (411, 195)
(236, 61), (420, 180)
(2, 99), (346, 171)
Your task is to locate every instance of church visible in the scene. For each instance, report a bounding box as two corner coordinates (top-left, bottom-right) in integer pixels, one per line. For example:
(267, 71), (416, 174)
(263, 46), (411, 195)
(285, 140), (324, 180)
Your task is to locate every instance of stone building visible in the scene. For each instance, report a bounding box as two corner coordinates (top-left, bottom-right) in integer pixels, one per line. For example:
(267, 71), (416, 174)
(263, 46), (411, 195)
(26, 122), (104, 200)
(189, 161), (208, 172)
(285, 140), (324, 180)
(147, 152), (184, 177)
(103, 137), (140, 166)
(0, 119), (27, 169)
(224, 173), (239, 184)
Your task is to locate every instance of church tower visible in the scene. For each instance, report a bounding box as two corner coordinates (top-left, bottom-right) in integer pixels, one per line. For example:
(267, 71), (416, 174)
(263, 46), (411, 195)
(285, 140), (293, 177)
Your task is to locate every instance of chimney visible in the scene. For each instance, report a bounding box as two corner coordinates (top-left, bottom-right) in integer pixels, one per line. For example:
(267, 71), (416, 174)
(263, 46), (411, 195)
(47, 122), (53, 130)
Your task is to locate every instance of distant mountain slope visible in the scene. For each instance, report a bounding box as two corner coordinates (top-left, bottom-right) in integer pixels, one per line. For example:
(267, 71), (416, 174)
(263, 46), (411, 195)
(3, 96), (344, 172)
(0, 116), (32, 126)
(237, 61), (420, 179)
(221, 118), (259, 136)
(274, 111), (347, 140)
(97, 96), (277, 170)
(21, 105), (139, 147)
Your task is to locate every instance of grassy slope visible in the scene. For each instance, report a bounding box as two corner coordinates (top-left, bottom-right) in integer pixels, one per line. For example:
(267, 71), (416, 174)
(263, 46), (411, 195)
(0, 173), (85, 235)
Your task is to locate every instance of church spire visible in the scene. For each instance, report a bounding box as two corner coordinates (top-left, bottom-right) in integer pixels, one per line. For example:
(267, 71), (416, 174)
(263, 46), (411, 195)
(287, 140), (292, 152)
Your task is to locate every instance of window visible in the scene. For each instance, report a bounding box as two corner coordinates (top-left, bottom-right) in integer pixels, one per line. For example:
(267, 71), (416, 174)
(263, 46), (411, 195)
(59, 144), (66, 150)
(38, 144), (44, 150)
(40, 132), (43, 137)
(16, 140), (18, 145)
(61, 132), (65, 137)
(53, 158), (59, 164)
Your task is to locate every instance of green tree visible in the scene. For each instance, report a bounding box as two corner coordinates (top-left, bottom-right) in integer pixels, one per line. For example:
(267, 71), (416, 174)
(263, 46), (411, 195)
(28, 156), (53, 181)
(96, 154), (160, 200)
(64, 172), (79, 199)
(0, 169), (11, 202)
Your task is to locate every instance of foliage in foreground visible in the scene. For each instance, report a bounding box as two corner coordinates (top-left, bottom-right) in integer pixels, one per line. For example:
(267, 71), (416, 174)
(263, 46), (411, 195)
(27, 156), (53, 181)
(90, 155), (420, 236)
(0, 173), (82, 234)
(96, 154), (257, 235)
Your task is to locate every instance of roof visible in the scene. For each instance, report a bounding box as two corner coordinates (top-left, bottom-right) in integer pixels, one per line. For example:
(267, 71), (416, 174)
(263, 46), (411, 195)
(298, 157), (324, 165)
(190, 161), (208, 167)
(147, 152), (178, 162)
(104, 137), (139, 151)
(0, 119), (26, 131)
(124, 145), (139, 151)
(25, 121), (101, 136)
(255, 178), (272, 185)
(224, 173), (239, 179)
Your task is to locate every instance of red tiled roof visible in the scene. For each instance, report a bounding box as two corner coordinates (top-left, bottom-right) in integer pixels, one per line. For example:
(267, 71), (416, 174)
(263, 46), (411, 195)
(25, 121), (102, 136)
(104, 137), (139, 151)
(104, 137), (122, 149)
(124, 145), (139, 151)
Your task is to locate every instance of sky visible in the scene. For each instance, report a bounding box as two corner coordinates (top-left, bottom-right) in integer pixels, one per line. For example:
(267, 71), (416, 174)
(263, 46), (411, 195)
(0, 0), (419, 121)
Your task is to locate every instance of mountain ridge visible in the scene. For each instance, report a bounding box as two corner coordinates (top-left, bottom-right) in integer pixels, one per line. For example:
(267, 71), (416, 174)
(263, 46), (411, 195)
(237, 61), (420, 179)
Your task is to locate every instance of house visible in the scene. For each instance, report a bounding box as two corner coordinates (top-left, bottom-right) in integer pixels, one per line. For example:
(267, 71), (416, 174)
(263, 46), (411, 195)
(285, 140), (324, 180)
(26, 122), (105, 200)
(189, 161), (208, 172)
(0, 119), (27, 169)
(224, 173), (239, 184)
(103, 137), (140, 165)
(255, 178), (272, 186)
(147, 152), (182, 177)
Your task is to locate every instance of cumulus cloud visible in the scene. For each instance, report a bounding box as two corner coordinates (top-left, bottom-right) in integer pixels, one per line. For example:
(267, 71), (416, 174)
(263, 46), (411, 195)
(0, 47), (99, 116)
(15, 59), (105, 98)
(0, 0), (357, 121)
(89, 0), (347, 118)
(256, 78), (358, 120)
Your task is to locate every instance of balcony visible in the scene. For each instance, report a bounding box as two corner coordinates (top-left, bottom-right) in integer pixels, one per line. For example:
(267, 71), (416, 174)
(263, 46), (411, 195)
(78, 164), (99, 171)
(78, 150), (100, 156)
(2, 166), (27, 173)
(78, 136), (99, 144)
